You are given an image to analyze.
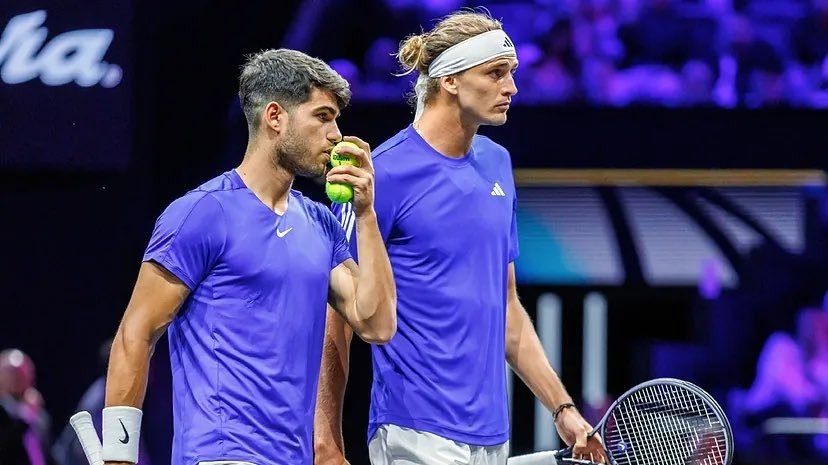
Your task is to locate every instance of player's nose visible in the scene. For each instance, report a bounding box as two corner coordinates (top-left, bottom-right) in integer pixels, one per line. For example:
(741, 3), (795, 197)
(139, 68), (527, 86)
(503, 74), (518, 97)
(327, 123), (342, 144)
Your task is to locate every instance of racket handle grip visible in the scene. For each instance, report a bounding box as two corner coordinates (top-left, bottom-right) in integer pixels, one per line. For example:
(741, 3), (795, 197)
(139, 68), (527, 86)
(552, 439), (605, 465)
(70, 411), (104, 465)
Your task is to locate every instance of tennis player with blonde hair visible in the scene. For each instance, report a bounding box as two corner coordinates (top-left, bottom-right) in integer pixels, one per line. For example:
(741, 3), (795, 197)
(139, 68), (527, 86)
(315, 10), (607, 465)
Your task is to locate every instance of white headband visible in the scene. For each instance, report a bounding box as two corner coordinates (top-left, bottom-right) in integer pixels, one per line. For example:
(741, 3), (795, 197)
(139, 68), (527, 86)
(414, 29), (516, 122)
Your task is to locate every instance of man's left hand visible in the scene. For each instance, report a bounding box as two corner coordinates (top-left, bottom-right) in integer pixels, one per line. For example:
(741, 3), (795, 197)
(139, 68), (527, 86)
(325, 136), (374, 217)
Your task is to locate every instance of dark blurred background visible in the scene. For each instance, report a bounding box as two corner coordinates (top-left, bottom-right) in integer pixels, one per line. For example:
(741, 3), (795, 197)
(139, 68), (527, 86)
(2, 0), (828, 464)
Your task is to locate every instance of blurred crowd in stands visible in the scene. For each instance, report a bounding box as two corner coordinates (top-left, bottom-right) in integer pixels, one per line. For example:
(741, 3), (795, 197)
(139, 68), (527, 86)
(0, 342), (151, 465)
(728, 307), (828, 463)
(317, 0), (828, 107)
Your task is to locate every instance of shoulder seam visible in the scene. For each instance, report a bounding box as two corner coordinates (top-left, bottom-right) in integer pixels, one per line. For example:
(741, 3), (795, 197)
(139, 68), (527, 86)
(204, 192), (228, 259)
(157, 192), (224, 264)
(191, 172), (246, 194)
(373, 135), (409, 162)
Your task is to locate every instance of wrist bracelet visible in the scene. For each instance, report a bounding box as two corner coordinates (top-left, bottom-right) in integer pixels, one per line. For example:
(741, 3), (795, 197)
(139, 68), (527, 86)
(553, 402), (577, 422)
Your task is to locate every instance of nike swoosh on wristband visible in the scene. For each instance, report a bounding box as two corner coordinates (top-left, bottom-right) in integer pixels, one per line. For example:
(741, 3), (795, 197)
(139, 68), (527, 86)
(118, 418), (129, 444)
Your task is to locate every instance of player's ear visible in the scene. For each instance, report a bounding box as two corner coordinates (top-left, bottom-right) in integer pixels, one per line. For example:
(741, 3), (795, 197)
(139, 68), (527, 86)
(262, 101), (287, 133)
(441, 76), (459, 96)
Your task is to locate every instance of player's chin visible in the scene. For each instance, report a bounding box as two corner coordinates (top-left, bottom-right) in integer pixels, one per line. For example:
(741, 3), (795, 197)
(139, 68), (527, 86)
(298, 163), (327, 179)
(483, 113), (508, 126)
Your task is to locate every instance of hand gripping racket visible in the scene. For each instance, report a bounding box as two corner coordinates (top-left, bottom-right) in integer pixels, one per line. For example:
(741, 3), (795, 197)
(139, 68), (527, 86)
(508, 378), (733, 465)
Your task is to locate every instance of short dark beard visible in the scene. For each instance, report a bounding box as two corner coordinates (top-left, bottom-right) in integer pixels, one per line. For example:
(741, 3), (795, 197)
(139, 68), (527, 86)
(272, 124), (324, 178)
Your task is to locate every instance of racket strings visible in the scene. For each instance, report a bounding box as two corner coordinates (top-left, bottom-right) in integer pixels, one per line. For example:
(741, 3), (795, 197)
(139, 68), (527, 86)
(602, 384), (729, 465)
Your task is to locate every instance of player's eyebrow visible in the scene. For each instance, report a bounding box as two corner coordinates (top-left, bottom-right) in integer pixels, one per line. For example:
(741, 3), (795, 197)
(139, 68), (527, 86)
(313, 105), (340, 118)
(486, 58), (519, 71)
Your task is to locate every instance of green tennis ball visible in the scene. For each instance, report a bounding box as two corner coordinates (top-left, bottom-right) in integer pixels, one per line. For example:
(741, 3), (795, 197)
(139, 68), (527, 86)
(325, 182), (354, 203)
(330, 141), (361, 168)
(326, 141), (361, 204)
(326, 182), (353, 204)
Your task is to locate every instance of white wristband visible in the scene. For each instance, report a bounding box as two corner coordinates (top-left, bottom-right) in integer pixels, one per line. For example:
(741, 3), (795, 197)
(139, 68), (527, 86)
(102, 406), (142, 463)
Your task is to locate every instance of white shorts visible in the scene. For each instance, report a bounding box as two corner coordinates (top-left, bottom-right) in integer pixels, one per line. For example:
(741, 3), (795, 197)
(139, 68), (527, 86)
(368, 424), (509, 465)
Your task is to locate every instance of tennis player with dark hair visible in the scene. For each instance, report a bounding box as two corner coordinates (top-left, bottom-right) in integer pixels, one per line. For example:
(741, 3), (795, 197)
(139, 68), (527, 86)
(315, 11), (606, 465)
(102, 48), (396, 465)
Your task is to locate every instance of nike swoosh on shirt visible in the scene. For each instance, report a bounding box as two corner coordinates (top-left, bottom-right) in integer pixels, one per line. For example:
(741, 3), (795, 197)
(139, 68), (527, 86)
(118, 418), (129, 444)
(276, 227), (293, 237)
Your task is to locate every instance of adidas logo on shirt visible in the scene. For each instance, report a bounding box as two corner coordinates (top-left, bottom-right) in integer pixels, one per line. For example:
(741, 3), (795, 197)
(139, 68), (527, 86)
(491, 182), (506, 197)
(503, 37), (514, 48)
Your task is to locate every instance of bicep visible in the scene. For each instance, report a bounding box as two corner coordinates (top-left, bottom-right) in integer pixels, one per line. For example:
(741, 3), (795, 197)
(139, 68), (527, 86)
(506, 262), (533, 359)
(120, 261), (191, 343)
(328, 258), (358, 319)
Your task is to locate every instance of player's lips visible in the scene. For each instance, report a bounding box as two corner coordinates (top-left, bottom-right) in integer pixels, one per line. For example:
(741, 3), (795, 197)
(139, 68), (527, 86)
(495, 102), (510, 109)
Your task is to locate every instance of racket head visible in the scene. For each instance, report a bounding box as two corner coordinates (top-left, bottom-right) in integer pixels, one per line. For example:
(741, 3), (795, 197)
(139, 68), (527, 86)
(599, 378), (733, 465)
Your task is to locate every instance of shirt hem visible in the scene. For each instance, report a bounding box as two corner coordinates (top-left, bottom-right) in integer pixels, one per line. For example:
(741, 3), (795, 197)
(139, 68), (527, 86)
(193, 460), (260, 465)
(368, 415), (509, 446)
(188, 456), (293, 465)
(144, 256), (197, 290)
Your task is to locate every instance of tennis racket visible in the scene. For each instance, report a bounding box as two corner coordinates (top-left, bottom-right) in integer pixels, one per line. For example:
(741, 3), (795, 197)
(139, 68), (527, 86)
(508, 378), (733, 465)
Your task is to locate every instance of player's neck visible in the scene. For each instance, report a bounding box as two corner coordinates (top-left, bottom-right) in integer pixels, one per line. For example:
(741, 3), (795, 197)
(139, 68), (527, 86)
(236, 146), (293, 214)
(415, 108), (478, 157)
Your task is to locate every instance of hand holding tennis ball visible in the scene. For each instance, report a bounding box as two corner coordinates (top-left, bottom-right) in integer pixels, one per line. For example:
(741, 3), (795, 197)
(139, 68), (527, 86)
(325, 141), (361, 203)
(325, 137), (374, 216)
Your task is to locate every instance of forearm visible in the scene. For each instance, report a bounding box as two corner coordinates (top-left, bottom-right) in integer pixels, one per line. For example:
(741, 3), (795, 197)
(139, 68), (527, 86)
(104, 323), (157, 408)
(101, 324), (157, 464)
(509, 308), (601, 454)
(353, 210), (396, 341)
(314, 308), (353, 462)
(506, 300), (573, 413)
